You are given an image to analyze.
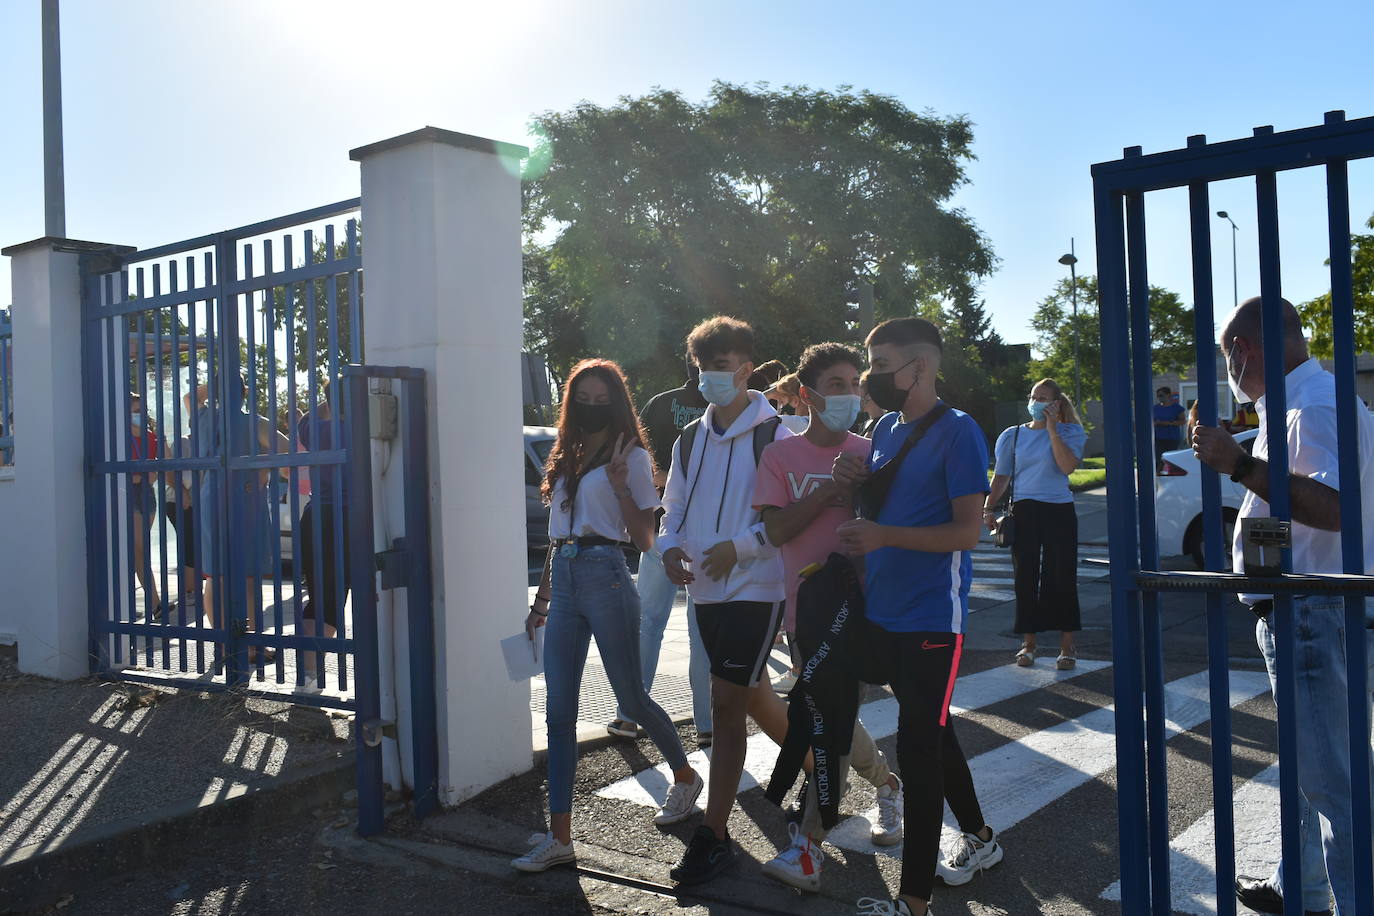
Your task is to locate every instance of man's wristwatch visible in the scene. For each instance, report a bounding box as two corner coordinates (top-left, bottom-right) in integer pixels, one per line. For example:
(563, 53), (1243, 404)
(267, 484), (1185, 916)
(1230, 454), (1257, 483)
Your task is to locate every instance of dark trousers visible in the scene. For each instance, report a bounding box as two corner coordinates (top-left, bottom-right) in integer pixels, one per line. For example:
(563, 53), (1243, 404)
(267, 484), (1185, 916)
(300, 501), (349, 630)
(876, 629), (985, 900)
(1011, 499), (1081, 635)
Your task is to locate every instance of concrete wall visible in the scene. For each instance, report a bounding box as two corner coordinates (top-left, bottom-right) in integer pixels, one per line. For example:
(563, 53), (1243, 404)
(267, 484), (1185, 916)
(0, 466), (15, 644)
(0, 240), (95, 678)
(351, 127), (533, 805)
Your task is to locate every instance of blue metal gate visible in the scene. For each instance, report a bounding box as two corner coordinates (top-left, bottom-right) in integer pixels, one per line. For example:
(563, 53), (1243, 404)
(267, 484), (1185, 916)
(1095, 111), (1374, 914)
(78, 200), (401, 832)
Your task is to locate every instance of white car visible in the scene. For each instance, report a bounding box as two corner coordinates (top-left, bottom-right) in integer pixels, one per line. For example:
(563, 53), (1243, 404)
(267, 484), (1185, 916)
(1154, 428), (1257, 567)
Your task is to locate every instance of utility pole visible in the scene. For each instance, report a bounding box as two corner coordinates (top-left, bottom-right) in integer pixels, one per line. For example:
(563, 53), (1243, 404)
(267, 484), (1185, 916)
(42, 0), (66, 237)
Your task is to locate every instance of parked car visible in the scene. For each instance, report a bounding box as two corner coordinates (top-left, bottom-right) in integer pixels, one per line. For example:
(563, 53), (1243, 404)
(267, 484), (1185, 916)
(525, 426), (557, 549)
(1154, 427), (1258, 567)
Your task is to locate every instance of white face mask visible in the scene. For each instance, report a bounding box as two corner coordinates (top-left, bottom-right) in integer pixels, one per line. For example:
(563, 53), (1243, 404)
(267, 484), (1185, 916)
(814, 393), (862, 433)
(131, 412), (144, 427)
(1226, 345), (1250, 405)
(698, 370), (742, 407)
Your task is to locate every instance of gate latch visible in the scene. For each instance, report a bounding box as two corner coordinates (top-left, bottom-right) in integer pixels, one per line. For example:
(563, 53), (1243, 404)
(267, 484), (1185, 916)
(1242, 516), (1291, 577)
(360, 718), (397, 748)
(375, 536), (410, 589)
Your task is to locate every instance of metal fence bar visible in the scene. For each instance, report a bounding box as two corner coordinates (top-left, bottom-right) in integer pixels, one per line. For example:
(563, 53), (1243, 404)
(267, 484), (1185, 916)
(1254, 160), (1305, 916)
(401, 373), (438, 819)
(345, 368), (383, 836)
(1186, 149), (1237, 916)
(1126, 188), (1172, 914)
(1096, 176), (1152, 914)
(1324, 118), (1374, 914)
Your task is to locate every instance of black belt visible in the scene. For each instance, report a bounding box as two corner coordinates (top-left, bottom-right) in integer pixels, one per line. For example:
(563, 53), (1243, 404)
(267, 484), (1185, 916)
(565, 536), (629, 549)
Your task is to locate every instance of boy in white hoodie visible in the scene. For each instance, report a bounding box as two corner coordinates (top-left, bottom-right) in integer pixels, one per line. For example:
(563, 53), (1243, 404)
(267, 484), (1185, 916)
(661, 316), (789, 885)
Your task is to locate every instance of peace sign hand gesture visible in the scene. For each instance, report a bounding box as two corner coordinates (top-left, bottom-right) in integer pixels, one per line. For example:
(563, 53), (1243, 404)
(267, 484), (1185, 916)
(606, 434), (634, 493)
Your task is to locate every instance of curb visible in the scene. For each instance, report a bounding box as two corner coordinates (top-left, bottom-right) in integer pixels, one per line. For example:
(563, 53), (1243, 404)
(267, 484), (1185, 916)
(532, 711), (699, 766)
(0, 752), (355, 914)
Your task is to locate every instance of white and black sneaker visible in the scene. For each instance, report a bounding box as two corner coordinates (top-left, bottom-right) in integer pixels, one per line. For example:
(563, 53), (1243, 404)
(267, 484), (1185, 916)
(606, 718), (640, 738)
(511, 832), (575, 873)
(855, 898), (919, 915)
(936, 827), (1003, 886)
(654, 771), (704, 825)
(871, 776), (903, 846)
(761, 823), (824, 892)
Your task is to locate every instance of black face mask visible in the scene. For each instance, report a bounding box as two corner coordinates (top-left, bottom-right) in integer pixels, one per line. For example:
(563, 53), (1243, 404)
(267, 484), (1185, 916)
(866, 357), (919, 413)
(571, 401), (613, 434)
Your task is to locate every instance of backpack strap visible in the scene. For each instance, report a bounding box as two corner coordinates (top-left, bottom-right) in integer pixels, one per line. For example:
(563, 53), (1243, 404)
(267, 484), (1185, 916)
(677, 418), (701, 481)
(751, 416), (783, 467)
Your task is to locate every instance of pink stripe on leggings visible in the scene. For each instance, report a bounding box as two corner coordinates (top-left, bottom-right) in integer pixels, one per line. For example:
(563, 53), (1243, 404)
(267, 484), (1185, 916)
(938, 634), (964, 727)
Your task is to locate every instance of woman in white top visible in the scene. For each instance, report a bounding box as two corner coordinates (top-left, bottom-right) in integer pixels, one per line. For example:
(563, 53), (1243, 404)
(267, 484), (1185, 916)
(514, 359), (703, 872)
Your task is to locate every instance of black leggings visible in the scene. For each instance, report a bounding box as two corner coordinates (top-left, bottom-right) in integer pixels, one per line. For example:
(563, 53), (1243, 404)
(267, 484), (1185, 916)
(1011, 498), (1081, 634)
(876, 629), (986, 901)
(300, 501), (350, 630)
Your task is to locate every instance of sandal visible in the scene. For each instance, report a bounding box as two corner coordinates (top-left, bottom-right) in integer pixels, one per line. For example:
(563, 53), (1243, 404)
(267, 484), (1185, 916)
(1015, 645), (1035, 667)
(1056, 650), (1077, 671)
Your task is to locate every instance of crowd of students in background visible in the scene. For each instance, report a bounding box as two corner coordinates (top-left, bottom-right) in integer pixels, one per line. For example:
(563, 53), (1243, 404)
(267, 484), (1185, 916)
(519, 314), (1089, 916)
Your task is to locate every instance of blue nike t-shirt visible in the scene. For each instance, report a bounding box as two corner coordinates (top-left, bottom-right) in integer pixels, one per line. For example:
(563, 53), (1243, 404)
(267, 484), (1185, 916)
(864, 404), (990, 635)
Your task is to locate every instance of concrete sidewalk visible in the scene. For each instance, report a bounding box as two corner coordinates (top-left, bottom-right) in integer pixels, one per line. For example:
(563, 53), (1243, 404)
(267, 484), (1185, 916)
(0, 645), (355, 912)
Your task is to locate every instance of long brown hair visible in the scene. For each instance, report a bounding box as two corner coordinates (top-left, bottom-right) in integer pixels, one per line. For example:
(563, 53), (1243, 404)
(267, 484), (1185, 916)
(542, 359), (654, 508)
(1032, 378), (1084, 426)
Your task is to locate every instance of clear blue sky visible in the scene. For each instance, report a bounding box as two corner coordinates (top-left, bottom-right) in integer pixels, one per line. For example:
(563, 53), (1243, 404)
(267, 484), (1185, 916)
(3, 0), (1372, 350)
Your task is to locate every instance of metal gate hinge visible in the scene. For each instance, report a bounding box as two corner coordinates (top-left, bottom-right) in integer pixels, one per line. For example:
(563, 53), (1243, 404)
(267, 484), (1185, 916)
(360, 718), (397, 748)
(375, 536), (410, 589)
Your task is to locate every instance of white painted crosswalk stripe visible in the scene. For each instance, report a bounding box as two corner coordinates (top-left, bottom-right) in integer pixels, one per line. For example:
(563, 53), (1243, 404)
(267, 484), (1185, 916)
(1099, 763), (1281, 916)
(823, 669), (1272, 860)
(594, 661), (1110, 810)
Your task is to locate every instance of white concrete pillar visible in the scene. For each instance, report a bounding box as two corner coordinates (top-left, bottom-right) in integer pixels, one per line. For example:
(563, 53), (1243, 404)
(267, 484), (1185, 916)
(1, 238), (116, 679)
(351, 128), (532, 805)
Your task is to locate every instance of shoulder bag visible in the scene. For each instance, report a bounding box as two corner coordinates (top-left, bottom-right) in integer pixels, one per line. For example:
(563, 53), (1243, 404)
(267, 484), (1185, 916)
(993, 425), (1020, 548)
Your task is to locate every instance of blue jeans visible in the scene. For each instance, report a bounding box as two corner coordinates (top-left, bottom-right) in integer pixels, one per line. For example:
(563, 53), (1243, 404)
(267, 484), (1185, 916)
(545, 546), (689, 814)
(615, 548), (713, 734)
(1258, 596), (1374, 915)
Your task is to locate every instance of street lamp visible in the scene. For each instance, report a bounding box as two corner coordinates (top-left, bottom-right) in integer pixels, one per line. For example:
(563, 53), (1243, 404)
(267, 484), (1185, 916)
(1216, 211), (1238, 308)
(1058, 241), (1081, 406)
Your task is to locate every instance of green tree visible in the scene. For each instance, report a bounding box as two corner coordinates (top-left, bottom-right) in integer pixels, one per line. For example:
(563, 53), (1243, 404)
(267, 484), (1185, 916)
(1300, 213), (1374, 358)
(1028, 275), (1194, 403)
(522, 82), (996, 401)
(939, 292), (1031, 441)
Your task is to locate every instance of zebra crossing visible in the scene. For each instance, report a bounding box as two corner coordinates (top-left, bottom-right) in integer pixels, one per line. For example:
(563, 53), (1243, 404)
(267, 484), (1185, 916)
(966, 542), (1111, 605)
(593, 657), (1286, 916)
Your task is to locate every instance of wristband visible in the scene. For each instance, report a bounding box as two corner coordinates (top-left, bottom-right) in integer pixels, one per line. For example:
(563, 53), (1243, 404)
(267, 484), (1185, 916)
(1230, 454), (1257, 484)
(529, 604), (548, 617)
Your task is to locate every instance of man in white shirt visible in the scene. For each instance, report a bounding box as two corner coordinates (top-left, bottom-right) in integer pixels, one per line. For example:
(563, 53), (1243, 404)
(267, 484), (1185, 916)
(1194, 296), (1374, 916)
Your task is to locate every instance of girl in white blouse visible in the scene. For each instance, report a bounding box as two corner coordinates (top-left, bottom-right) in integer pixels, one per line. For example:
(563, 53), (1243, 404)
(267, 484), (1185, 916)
(513, 359), (703, 873)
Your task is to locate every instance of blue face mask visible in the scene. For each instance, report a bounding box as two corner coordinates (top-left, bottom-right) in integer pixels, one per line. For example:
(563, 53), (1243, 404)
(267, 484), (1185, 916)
(1028, 400), (1048, 421)
(698, 370), (741, 407)
(814, 392), (861, 433)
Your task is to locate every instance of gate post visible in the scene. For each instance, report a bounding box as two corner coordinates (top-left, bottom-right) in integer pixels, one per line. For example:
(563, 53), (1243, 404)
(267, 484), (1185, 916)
(1, 238), (122, 679)
(351, 127), (532, 804)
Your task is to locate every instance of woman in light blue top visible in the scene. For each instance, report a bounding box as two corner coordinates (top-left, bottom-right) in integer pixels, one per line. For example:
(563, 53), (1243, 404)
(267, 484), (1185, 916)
(984, 379), (1086, 670)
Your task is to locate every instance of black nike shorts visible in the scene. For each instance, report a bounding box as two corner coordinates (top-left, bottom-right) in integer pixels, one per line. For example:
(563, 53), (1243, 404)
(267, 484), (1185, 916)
(693, 600), (784, 687)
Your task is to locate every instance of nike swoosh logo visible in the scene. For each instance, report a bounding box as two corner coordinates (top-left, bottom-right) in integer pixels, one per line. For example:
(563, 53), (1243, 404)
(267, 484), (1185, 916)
(722, 661), (746, 668)
(921, 640), (951, 650)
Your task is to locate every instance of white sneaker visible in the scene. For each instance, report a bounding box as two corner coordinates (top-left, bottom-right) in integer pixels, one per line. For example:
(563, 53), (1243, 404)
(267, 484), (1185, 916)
(761, 823), (824, 892)
(936, 828), (1003, 886)
(871, 776), (904, 846)
(511, 831), (575, 872)
(855, 898), (918, 915)
(299, 673), (324, 696)
(654, 771), (704, 826)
